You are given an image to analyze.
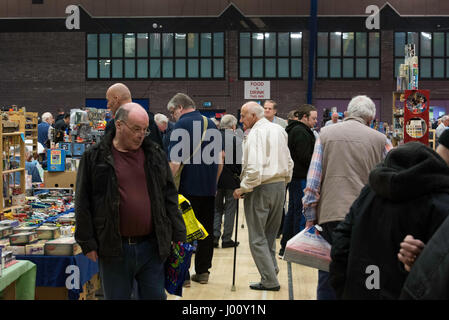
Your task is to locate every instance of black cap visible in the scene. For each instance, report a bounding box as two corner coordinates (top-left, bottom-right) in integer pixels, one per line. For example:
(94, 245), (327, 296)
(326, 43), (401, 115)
(439, 129), (449, 149)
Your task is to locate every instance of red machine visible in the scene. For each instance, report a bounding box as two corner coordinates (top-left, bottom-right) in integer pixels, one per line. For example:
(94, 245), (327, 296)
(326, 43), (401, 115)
(403, 90), (430, 145)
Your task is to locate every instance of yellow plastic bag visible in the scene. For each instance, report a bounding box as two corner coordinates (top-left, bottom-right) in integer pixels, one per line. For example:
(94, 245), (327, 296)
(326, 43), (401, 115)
(178, 194), (208, 242)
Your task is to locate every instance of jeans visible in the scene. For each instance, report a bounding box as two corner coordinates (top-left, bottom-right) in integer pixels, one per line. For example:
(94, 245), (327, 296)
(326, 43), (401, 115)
(316, 221), (339, 300)
(280, 179), (306, 251)
(98, 235), (166, 300)
(214, 189), (237, 243)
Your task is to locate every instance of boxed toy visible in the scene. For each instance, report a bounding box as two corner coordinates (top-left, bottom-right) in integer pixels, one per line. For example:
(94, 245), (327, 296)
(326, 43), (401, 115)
(9, 232), (39, 245)
(25, 240), (47, 255)
(0, 220), (20, 228)
(13, 226), (38, 234)
(45, 237), (81, 256)
(0, 226), (13, 239)
(36, 226), (61, 240)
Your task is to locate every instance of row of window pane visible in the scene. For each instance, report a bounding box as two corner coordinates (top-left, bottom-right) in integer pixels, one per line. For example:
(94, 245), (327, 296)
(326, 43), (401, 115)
(88, 33), (224, 58)
(395, 32), (449, 78)
(240, 58), (301, 78)
(317, 58), (379, 78)
(87, 58), (224, 79)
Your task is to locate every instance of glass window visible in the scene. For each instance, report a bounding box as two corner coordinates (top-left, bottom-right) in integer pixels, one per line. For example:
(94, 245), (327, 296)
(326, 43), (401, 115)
(150, 59), (161, 78)
(213, 33), (224, 56)
(291, 58), (301, 78)
(99, 59), (110, 78)
(434, 58), (444, 78)
(112, 59), (123, 78)
(342, 33), (354, 57)
(99, 34), (110, 58)
(369, 33), (380, 57)
(137, 33), (148, 57)
(369, 58), (380, 78)
(137, 59), (148, 78)
(150, 34), (161, 57)
(188, 59), (199, 78)
(201, 33), (212, 57)
(447, 59), (449, 78)
(317, 32), (328, 56)
(420, 58), (431, 77)
(343, 58), (353, 78)
(265, 58), (276, 77)
(278, 33), (289, 57)
(278, 58), (289, 77)
(201, 59), (212, 78)
(188, 33), (199, 57)
(420, 32), (432, 57)
(175, 59), (186, 78)
(252, 33), (264, 57)
(175, 33), (186, 57)
(124, 33), (135, 58)
(124, 59), (135, 78)
(162, 59), (173, 78)
(330, 58), (341, 78)
(291, 33), (302, 56)
(356, 32), (367, 56)
(330, 32), (341, 57)
(394, 58), (402, 78)
(87, 34), (98, 58)
(213, 59), (224, 78)
(240, 58), (250, 78)
(408, 32), (420, 55)
(317, 58), (328, 78)
(434, 33), (444, 57)
(395, 32), (406, 57)
(240, 33), (251, 57)
(112, 33), (123, 58)
(252, 58), (263, 77)
(265, 33), (276, 56)
(356, 58), (367, 78)
(87, 60), (97, 78)
(162, 33), (173, 57)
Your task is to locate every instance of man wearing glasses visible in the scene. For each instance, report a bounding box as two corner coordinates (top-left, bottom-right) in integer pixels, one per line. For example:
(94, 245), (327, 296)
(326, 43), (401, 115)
(75, 102), (186, 300)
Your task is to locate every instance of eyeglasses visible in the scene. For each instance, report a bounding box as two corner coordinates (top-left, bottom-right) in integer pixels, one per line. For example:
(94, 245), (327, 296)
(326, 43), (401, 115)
(120, 120), (151, 137)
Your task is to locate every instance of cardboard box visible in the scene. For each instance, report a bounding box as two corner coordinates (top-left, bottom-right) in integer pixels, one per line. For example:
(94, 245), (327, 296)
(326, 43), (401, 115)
(0, 226), (13, 239)
(44, 171), (77, 189)
(5, 245), (26, 255)
(44, 237), (81, 256)
(25, 240), (46, 255)
(9, 232), (39, 245)
(36, 226), (61, 240)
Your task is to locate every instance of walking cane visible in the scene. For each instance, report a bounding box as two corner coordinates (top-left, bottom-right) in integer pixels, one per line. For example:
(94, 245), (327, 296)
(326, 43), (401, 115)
(231, 198), (240, 291)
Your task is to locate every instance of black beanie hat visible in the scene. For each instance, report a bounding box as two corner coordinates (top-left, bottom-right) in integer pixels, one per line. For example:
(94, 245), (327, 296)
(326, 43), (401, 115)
(439, 129), (449, 149)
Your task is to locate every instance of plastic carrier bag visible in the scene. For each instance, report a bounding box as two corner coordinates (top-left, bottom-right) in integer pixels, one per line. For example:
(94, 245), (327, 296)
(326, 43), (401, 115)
(178, 194), (208, 242)
(165, 241), (195, 297)
(283, 225), (332, 272)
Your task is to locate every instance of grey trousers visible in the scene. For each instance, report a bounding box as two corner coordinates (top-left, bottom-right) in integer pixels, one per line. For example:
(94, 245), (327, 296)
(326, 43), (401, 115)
(214, 188), (237, 242)
(244, 181), (286, 288)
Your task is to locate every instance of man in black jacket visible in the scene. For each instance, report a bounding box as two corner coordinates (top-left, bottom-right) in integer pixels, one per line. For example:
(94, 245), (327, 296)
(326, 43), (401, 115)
(329, 141), (449, 299)
(75, 102), (186, 300)
(279, 104), (317, 257)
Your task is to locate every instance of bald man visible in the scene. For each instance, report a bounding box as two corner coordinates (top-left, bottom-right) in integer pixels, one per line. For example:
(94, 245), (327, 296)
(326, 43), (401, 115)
(105, 83), (163, 148)
(75, 102), (186, 300)
(234, 101), (293, 291)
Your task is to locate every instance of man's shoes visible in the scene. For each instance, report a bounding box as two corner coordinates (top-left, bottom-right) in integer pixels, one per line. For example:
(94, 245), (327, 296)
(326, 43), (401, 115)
(191, 273), (209, 284)
(183, 280), (191, 288)
(222, 240), (239, 248)
(249, 283), (280, 291)
(278, 248), (285, 259)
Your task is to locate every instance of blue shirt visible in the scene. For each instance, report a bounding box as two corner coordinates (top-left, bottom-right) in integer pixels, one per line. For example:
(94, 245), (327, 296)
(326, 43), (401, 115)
(38, 122), (50, 145)
(168, 110), (220, 196)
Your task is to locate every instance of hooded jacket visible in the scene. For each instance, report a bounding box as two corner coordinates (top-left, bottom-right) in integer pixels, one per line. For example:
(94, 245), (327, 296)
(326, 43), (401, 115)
(329, 142), (449, 300)
(285, 120), (316, 180)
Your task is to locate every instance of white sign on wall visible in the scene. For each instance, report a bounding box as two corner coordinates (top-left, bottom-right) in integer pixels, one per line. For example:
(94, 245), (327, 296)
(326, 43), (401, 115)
(244, 81), (270, 100)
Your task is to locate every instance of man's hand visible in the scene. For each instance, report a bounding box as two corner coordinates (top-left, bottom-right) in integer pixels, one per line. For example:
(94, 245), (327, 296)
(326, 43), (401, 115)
(233, 188), (245, 199)
(305, 220), (316, 229)
(397, 235), (425, 272)
(86, 250), (98, 262)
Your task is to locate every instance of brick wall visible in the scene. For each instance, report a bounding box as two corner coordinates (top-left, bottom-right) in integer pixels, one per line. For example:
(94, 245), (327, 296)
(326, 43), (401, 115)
(1, 31), (448, 124)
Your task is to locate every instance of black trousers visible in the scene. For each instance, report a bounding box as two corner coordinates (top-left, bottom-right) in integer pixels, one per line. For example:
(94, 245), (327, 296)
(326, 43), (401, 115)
(184, 195), (216, 274)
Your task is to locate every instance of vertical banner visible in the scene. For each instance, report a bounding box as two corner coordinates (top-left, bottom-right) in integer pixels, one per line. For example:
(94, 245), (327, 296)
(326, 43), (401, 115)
(403, 90), (430, 145)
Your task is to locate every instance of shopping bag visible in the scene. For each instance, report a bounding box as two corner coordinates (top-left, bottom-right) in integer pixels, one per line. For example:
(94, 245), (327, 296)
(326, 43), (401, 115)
(165, 241), (195, 297)
(178, 194), (208, 242)
(283, 225), (332, 271)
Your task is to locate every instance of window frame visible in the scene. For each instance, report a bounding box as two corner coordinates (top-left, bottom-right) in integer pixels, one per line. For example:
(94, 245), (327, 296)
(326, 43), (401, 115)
(86, 32), (226, 81)
(238, 31), (303, 80)
(315, 31), (381, 80)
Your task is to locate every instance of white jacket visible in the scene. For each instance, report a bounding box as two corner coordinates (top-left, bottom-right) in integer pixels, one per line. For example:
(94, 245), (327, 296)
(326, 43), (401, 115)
(240, 118), (293, 193)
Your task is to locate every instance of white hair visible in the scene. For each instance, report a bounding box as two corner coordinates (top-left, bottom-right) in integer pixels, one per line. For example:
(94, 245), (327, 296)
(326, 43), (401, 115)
(244, 101), (265, 119)
(154, 113), (169, 125)
(346, 95), (376, 122)
(41, 112), (53, 122)
(220, 114), (238, 129)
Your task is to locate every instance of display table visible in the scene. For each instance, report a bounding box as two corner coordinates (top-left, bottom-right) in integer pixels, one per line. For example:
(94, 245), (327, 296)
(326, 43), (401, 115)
(16, 254), (98, 300)
(0, 260), (37, 300)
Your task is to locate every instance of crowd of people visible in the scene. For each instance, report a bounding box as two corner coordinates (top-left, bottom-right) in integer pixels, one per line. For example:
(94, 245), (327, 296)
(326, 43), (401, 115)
(31, 81), (444, 300)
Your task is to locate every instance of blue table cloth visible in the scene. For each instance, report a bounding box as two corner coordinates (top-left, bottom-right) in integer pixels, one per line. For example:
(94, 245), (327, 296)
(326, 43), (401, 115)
(16, 254), (98, 300)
